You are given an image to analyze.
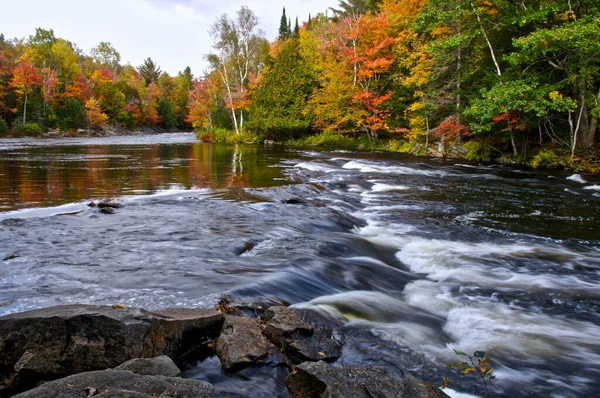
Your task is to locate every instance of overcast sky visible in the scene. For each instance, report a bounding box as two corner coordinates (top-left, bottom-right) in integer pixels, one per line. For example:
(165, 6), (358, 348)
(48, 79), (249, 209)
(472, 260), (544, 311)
(2, 0), (339, 77)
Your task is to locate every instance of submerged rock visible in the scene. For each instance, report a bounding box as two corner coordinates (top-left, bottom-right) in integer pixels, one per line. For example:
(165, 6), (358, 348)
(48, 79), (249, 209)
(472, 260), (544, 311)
(286, 361), (449, 398)
(0, 305), (223, 394)
(13, 369), (215, 398)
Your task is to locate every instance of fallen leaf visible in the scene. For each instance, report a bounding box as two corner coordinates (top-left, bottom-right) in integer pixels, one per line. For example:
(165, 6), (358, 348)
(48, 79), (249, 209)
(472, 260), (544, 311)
(66, 383), (74, 388)
(442, 376), (449, 389)
(291, 364), (297, 372)
(318, 352), (326, 357)
(112, 304), (126, 309)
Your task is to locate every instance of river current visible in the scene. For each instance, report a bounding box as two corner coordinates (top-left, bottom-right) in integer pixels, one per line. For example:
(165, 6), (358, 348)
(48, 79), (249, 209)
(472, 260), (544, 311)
(0, 133), (598, 397)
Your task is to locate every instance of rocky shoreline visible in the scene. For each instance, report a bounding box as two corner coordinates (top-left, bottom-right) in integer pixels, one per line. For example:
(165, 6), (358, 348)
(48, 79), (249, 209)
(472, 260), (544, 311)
(0, 298), (448, 398)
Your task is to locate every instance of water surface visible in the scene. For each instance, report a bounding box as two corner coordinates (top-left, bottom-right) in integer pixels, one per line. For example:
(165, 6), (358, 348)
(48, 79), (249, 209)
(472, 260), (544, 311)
(1, 133), (599, 397)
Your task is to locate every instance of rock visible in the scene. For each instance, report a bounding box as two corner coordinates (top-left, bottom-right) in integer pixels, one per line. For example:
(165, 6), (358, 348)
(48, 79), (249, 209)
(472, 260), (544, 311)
(114, 356), (181, 377)
(282, 309), (344, 363)
(286, 361), (449, 398)
(262, 306), (313, 347)
(215, 316), (270, 371)
(96, 199), (123, 209)
(13, 369), (215, 398)
(99, 207), (116, 214)
(0, 305), (223, 393)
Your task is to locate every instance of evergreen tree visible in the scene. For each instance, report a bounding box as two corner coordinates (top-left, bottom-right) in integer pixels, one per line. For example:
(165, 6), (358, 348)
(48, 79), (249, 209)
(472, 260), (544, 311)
(279, 7), (291, 40)
(138, 58), (161, 86)
(294, 17), (300, 38)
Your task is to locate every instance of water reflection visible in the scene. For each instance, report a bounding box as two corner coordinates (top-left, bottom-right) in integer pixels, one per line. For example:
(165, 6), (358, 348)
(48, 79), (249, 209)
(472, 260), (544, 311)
(0, 138), (289, 212)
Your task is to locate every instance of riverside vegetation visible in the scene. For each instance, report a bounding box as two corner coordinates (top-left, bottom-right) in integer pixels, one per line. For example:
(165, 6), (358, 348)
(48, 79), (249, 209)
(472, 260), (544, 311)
(1, 0), (599, 172)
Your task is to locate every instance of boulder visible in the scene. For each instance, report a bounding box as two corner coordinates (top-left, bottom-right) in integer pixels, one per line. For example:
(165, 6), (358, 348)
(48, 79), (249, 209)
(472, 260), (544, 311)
(0, 305), (223, 392)
(114, 356), (181, 377)
(262, 306), (313, 347)
(215, 316), (270, 371)
(13, 369), (215, 398)
(286, 361), (449, 398)
(278, 308), (343, 363)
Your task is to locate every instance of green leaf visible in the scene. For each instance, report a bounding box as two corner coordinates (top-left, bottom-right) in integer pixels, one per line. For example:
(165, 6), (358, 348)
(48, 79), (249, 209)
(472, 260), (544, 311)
(474, 351), (486, 358)
(453, 349), (467, 356)
(461, 367), (476, 374)
(446, 362), (469, 369)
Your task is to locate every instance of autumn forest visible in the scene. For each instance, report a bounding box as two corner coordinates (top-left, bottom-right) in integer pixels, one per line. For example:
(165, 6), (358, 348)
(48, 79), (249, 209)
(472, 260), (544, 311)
(1, 0), (599, 170)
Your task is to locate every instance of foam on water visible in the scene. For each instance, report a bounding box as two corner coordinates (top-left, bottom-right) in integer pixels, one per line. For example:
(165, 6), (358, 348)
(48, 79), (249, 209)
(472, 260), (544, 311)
(295, 161), (338, 173)
(584, 185), (600, 191)
(342, 160), (448, 177)
(566, 174), (587, 183)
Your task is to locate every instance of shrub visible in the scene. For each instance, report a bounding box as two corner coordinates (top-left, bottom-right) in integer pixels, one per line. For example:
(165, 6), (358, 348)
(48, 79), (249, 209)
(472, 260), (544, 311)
(465, 141), (498, 163)
(0, 117), (8, 136)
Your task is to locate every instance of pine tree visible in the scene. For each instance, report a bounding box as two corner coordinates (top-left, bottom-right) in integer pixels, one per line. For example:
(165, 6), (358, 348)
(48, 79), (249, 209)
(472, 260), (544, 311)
(293, 17), (300, 38)
(278, 8), (290, 40)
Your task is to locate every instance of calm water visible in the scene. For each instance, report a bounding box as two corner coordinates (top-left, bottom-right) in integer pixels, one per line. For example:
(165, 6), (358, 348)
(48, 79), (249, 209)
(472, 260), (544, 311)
(0, 133), (599, 397)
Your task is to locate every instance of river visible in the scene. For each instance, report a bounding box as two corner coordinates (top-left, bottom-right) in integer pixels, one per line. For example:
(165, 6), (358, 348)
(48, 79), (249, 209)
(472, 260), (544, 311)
(0, 133), (598, 397)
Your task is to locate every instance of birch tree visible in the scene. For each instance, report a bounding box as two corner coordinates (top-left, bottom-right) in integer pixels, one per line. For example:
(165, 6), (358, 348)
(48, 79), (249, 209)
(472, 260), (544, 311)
(207, 6), (267, 135)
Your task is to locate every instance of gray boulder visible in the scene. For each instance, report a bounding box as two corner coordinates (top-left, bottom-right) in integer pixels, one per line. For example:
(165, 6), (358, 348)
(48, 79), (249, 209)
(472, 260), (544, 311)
(114, 356), (181, 377)
(0, 305), (223, 392)
(215, 316), (270, 371)
(286, 361), (449, 398)
(13, 369), (215, 398)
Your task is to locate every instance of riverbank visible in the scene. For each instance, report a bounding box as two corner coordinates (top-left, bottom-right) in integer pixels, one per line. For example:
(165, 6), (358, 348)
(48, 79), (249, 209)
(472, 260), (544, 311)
(197, 129), (600, 174)
(0, 300), (449, 398)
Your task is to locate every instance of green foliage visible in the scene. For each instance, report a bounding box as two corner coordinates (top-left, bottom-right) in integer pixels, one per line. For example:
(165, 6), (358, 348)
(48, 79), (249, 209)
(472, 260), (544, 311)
(0, 117), (8, 136)
(464, 141), (499, 163)
(248, 39), (318, 140)
(158, 99), (176, 129)
(10, 120), (43, 136)
(200, 128), (262, 145)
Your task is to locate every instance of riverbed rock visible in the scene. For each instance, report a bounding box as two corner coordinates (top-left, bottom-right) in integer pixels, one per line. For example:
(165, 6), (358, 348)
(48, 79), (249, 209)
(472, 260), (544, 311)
(262, 306), (313, 346)
(216, 315), (270, 371)
(114, 356), (181, 377)
(286, 361), (449, 398)
(280, 308), (344, 363)
(13, 369), (215, 398)
(0, 305), (223, 393)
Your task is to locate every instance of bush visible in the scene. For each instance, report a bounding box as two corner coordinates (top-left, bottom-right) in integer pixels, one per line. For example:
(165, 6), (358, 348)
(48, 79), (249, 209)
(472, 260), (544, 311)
(196, 128), (262, 145)
(0, 117), (8, 136)
(10, 120), (44, 137)
(465, 141), (498, 163)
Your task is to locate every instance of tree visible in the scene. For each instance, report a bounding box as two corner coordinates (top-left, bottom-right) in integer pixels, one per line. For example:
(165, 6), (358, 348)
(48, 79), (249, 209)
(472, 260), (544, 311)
(279, 7), (291, 40)
(91, 42), (121, 74)
(249, 37), (318, 139)
(138, 58), (162, 85)
(11, 60), (42, 123)
(207, 6), (267, 134)
(510, 16), (600, 150)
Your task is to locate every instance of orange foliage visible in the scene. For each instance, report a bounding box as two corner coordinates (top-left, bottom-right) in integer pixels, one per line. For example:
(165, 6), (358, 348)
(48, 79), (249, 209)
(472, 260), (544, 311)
(65, 75), (93, 103)
(10, 61), (42, 95)
(85, 98), (108, 128)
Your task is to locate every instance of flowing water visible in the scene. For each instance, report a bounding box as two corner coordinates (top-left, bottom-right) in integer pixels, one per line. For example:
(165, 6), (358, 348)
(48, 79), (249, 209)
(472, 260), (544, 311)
(0, 133), (599, 397)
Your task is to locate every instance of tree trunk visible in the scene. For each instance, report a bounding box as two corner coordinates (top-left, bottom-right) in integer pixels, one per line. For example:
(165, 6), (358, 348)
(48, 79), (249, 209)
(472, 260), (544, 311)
(588, 87), (600, 144)
(23, 92), (28, 124)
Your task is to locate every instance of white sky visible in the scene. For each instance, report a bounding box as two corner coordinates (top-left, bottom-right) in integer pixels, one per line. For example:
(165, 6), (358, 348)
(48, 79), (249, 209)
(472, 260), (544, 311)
(1, 0), (338, 77)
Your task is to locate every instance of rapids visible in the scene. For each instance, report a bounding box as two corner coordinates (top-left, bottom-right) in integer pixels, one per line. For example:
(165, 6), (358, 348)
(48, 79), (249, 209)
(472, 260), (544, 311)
(0, 133), (598, 397)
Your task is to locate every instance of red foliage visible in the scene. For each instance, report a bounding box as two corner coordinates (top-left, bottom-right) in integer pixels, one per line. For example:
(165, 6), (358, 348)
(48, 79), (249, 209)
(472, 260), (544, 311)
(435, 117), (471, 140)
